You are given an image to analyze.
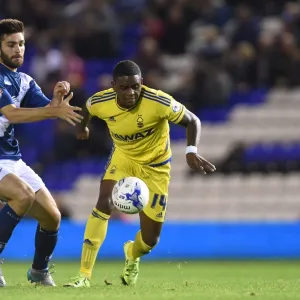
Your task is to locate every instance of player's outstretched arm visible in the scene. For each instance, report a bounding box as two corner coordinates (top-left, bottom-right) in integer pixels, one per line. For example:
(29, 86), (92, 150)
(178, 109), (216, 174)
(76, 103), (91, 140)
(1, 92), (83, 126)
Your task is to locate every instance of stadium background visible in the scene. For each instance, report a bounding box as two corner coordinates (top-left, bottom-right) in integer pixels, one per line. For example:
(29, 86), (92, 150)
(1, 0), (300, 260)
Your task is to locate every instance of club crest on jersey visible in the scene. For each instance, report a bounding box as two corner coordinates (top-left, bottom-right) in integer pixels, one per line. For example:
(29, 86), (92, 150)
(109, 116), (116, 122)
(4, 76), (12, 86)
(137, 115), (144, 128)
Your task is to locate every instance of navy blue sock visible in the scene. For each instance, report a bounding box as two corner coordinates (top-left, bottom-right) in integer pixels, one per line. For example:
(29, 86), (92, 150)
(32, 225), (58, 270)
(0, 204), (22, 254)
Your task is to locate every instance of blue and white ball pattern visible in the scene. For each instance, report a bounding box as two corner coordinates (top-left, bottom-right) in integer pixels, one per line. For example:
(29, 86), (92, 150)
(112, 177), (150, 214)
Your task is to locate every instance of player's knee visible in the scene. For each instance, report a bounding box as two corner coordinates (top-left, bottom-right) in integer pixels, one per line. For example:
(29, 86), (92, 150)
(96, 194), (114, 215)
(39, 207), (61, 231)
(144, 235), (160, 248)
(96, 180), (116, 215)
(50, 208), (61, 230)
(15, 186), (35, 211)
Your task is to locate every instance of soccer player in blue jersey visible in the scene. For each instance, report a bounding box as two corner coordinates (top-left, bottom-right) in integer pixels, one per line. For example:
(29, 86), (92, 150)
(0, 19), (83, 287)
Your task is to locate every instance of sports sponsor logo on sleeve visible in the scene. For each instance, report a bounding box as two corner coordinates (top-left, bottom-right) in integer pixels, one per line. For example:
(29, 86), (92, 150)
(87, 98), (92, 107)
(172, 101), (181, 112)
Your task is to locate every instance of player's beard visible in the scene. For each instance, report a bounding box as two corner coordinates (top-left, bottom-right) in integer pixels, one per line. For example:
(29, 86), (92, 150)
(0, 49), (23, 69)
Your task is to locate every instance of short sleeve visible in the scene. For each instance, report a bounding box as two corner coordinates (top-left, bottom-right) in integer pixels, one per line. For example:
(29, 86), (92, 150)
(0, 88), (15, 109)
(22, 80), (50, 108)
(86, 97), (97, 116)
(86, 91), (107, 117)
(164, 98), (186, 124)
(155, 90), (186, 124)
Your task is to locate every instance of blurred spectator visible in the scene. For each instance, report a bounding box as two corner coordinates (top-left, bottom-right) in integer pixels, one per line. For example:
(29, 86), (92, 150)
(225, 42), (257, 90)
(3, 0), (300, 179)
(190, 56), (232, 111)
(187, 24), (228, 56)
(225, 4), (260, 46)
(134, 37), (162, 75)
(63, 0), (120, 58)
(269, 32), (300, 87)
(71, 11), (117, 59)
(60, 41), (85, 85)
(159, 4), (190, 55)
(29, 36), (63, 84)
(97, 74), (113, 90)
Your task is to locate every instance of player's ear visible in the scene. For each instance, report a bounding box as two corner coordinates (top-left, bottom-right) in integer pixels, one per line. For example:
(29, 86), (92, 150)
(111, 80), (116, 91)
(140, 77), (144, 85)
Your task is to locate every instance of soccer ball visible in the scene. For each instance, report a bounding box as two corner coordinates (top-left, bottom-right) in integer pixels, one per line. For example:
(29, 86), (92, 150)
(112, 177), (149, 214)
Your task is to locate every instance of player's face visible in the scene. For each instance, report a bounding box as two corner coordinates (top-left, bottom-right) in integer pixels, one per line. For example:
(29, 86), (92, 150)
(112, 75), (143, 108)
(0, 32), (25, 71)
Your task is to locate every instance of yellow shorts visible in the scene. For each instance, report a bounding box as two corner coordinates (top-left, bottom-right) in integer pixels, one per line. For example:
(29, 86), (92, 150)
(102, 147), (171, 222)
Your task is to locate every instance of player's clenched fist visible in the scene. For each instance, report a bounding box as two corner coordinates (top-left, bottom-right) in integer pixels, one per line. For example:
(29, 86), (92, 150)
(186, 153), (216, 174)
(53, 81), (71, 98)
(76, 127), (89, 140)
(54, 92), (83, 126)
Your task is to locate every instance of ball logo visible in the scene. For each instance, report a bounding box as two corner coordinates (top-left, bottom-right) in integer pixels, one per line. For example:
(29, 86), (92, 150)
(114, 201), (131, 210)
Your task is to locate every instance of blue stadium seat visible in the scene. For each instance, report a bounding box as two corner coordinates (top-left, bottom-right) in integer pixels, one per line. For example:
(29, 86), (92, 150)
(121, 23), (142, 40)
(169, 123), (186, 140)
(199, 108), (230, 123)
(84, 78), (98, 95)
(85, 60), (119, 78)
(21, 147), (38, 165)
(244, 142), (300, 164)
(244, 144), (270, 163)
(247, 88), (268, 105)
(77, 159), (106, 175)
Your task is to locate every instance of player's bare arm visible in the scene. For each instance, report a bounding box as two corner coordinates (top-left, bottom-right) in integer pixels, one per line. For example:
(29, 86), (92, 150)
(0, 92), (83, 126)
(76, 103), (91, 140)
(178, 109), (216, 174)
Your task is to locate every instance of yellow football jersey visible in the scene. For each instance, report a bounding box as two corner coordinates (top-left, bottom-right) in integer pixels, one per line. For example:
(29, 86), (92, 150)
(86, 85), (186, 165)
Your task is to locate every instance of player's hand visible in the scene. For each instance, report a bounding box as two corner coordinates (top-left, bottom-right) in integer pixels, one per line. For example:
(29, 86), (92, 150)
(55, 92), (83, 126)
(186, 153), (216, 174)
(53, 81), (71, 99)
(76, 127), (89, 140)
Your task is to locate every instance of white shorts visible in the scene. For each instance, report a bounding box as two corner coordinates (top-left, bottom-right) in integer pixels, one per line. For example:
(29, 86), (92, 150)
(0, 159), (45, 192)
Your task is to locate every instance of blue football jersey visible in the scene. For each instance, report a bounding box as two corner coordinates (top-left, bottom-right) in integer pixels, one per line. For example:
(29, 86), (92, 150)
(0, 63), (50, 160)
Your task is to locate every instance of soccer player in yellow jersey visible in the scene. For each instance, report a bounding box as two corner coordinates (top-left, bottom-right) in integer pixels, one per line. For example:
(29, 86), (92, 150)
(64, 60), (215, 288)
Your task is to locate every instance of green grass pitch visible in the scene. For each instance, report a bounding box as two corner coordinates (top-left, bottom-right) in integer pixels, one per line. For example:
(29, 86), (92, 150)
(1, 261), (300, 300)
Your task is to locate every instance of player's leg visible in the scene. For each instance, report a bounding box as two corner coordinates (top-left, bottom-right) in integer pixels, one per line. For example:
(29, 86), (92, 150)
(130, 210), (163, 256)
(11, 159), (60, 286)
(121, 209), (163, 286)
(25, 187), (61, 286)
(63, 179), (116, 288)
(79, 179), (116, 279)
(0, 163), (36, 287)
(64, 148), (130, 287)
(121, 163), (170, 286)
